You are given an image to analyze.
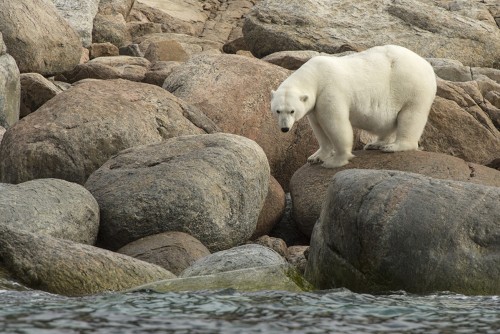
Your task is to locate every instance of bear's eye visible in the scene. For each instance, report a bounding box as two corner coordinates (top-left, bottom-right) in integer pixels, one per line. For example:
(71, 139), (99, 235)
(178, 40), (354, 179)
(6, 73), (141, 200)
(276, 110), (281, 114)
(290, 110), (295, 114)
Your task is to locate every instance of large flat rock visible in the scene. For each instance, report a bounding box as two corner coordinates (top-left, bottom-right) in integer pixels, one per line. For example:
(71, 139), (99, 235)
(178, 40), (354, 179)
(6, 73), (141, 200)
(243, 0), (500, 67)
(132, 264), (313, 293)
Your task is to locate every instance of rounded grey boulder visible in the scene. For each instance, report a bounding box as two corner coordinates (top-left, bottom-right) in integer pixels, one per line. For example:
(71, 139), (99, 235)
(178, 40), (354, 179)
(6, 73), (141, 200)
(305, 169), (500, 295)
(85, 133), (270, 252)
(181, 244), (287, 277)
(0, 178), (99, 244)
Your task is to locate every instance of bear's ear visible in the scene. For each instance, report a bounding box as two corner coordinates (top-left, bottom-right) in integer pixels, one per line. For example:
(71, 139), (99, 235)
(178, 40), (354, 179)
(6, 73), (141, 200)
(271, 90), (276, 98)
(300, 95), (308, 102)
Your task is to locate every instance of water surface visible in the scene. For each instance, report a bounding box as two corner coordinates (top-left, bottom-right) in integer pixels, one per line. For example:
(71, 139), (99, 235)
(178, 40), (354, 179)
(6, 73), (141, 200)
(1, 288), (498, 333)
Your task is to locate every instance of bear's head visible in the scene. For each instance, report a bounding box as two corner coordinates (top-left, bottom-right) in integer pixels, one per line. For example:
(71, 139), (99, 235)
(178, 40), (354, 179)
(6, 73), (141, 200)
(270, 88), (310, 133)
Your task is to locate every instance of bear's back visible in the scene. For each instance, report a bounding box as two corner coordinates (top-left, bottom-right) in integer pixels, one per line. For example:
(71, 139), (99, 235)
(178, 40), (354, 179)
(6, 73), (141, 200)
(342, 45), (435, 83)
(303, 45), (435, 94)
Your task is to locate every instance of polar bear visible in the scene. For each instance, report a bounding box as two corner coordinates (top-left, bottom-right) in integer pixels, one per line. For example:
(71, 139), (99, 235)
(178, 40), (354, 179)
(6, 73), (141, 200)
(271, 45), (437, 168)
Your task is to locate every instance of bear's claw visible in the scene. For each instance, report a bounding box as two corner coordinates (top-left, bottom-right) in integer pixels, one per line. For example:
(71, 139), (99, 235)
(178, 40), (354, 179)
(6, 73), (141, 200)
(307, 156), (323, 164)
(364, 142), (384, 150)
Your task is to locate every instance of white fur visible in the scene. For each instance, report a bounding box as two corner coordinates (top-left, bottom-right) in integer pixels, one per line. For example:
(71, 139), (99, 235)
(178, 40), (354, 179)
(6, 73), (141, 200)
(270, 45), (437, 168)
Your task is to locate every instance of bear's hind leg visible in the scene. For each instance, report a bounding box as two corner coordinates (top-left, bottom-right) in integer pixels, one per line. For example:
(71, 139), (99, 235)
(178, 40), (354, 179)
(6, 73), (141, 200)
(381, 103), (430, 152)
(364, 131), (396, 150)
(307, 113), (335, 164)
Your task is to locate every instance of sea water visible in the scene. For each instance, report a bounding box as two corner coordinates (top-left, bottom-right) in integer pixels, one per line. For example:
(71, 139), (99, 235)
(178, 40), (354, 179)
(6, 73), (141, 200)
(0, 287), (498, 333)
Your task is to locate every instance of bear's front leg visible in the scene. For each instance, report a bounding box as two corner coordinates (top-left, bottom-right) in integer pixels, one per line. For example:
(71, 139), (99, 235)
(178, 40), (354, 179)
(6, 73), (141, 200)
(316, 109), (355, 168)
(307, 113), (335, 164)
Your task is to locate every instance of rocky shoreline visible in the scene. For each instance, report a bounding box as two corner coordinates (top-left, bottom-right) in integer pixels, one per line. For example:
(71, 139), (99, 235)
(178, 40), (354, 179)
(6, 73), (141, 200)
(0, 0), (499, 296)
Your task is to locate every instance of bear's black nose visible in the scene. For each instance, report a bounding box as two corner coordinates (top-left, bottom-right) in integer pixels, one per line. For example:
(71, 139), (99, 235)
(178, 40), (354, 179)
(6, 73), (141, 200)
(281, 127), (289, 133)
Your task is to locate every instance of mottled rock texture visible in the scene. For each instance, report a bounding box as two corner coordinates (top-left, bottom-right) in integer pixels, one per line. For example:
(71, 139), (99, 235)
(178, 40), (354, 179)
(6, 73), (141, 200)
(305, 169), (500, 295)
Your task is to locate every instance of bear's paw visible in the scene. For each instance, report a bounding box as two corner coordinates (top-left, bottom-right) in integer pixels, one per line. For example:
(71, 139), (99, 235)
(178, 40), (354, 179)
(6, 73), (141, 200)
(307, 148), (334, 164)
(321, 153), (355, 168)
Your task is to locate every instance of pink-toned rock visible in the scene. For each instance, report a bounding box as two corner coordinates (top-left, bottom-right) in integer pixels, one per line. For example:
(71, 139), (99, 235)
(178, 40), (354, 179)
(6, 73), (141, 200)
(262, 50), (322, 70)
(252, 176), (285, 239)
(136, 33), (222, 56)
(127, 21), (162, 40)
(143, 61), (181, 86)
(62, 62), (122, 82)
(144, 40), (189, 62)
(163, 53), (318, 190)
(249, 235), (289, 258)
(92, 13), (131, 47)
(290, 150), (500, 238)
(20, 73), (62, 118)
(134, 0), (207, 36)
(0, 0), (82, 75)
(286, 245), (308, 275)
(89, 42), (120, 59)
(97, 0), (135, 17)
(117, 231), (211, 276)
(63, 56), (151, 82)
(420, 79), (500, 165)
(0, 79), (216, 185)
(129, 2), (199, 36)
